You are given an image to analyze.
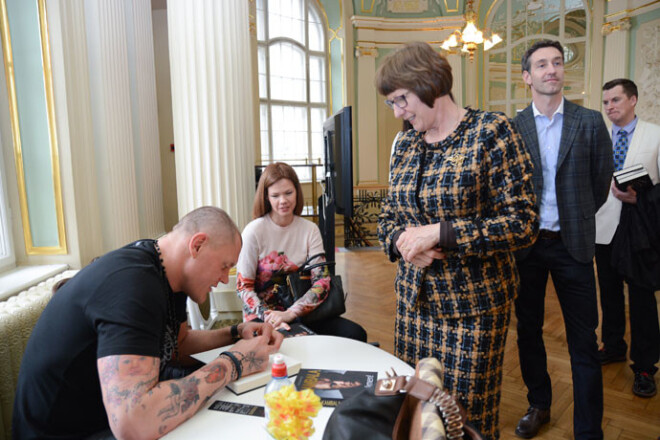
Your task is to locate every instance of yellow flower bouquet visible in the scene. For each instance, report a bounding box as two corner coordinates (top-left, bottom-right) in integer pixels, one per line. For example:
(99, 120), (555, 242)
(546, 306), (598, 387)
(265, 384), (322, 440)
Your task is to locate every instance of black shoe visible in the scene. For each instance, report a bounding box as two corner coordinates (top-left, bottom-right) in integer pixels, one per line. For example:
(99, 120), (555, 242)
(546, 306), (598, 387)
(515, 406), (551, 439)
(598, 347), (626, 365)
(633, 371), (657, 397)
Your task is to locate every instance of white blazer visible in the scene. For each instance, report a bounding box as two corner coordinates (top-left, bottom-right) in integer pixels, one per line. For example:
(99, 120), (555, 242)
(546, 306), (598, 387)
(595, 119), (660, 244)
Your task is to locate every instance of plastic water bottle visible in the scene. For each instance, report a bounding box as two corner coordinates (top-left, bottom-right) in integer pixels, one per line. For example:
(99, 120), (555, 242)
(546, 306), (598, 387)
(264, 354), (292, 421)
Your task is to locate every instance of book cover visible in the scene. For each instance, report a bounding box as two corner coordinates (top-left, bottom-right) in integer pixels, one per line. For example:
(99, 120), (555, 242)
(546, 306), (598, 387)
(191, 347), (301, 395)
(293, 368), (377, 407)
(278, 323), (317, 338)
(614, 164), (653, 192)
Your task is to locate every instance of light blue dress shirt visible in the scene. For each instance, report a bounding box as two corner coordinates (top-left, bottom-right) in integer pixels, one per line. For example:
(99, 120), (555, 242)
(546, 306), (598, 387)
(532, 99), (564, 231)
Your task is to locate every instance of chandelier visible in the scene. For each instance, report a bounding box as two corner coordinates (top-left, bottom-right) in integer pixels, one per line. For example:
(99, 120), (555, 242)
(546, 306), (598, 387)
(440, 0), (502, 60)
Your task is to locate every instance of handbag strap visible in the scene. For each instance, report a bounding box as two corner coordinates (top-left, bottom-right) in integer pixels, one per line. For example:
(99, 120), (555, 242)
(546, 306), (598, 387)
(375, 376), (467, 439)
(301, 260), (336, 272)
(298, 253), (336, 273)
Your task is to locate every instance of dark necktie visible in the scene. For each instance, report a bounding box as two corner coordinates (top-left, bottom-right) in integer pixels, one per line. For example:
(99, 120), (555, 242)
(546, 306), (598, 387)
(613, 129), (628, 171)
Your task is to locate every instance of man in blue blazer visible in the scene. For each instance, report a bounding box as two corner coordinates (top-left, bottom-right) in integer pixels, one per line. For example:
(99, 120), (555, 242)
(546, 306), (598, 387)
(512, 40), (613, 439)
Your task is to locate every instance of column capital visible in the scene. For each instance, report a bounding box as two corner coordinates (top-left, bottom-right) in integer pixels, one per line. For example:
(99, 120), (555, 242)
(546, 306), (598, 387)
(602, 17), (631, 36)
(355, 46), (379, 58)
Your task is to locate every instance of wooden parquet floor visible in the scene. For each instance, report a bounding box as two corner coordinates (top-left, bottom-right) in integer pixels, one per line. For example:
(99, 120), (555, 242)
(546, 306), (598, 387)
(335, 248), (660, 440)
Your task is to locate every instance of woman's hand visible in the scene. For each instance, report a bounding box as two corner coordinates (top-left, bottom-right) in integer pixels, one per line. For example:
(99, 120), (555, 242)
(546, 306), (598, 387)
(406, 247), (445, 268)
(263, 310), (296, 331)
(239, 321), (276, 339)
(396, 224), (446, 267)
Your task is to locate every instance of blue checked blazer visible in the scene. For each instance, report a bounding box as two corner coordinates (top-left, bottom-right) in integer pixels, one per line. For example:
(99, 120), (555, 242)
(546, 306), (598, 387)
(514, 99), (613, 263)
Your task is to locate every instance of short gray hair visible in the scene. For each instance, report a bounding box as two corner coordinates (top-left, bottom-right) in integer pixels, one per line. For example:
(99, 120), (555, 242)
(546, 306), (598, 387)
(174, 206), (240, 246)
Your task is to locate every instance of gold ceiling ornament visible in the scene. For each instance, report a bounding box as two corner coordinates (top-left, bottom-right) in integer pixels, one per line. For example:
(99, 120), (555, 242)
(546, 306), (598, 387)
(440, 0), (501, 61)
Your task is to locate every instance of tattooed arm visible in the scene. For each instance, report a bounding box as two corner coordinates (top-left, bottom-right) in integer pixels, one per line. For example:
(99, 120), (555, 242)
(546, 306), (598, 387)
(97, 333), (282, 440)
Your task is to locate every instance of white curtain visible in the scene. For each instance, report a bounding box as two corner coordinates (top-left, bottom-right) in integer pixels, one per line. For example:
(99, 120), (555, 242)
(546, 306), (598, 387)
(167, 0), (256, 229)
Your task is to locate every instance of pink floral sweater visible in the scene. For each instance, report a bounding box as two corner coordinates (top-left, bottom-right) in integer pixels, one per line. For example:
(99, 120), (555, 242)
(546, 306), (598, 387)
(236, 215), (330, 321)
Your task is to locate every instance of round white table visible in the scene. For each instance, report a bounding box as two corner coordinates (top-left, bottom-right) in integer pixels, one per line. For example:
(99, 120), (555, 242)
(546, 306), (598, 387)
(162, 335), (414, 439)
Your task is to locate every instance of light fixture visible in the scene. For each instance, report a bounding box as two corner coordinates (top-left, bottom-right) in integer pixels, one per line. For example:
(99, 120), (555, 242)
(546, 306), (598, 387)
(441, 0), (502, 61)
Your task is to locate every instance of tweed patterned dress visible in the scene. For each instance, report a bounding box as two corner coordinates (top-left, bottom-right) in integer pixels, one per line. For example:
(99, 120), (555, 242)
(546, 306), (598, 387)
(379, 108), (538, 439)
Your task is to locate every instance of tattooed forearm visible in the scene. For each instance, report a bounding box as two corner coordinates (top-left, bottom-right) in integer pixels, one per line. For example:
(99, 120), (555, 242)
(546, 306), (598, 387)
(200, 362), (230, 384)
(239, 351), (266, 373)
(104, 377), (158, 410)
(98, 354), (227, 437)
(158, 383), (181, 420)
(179, 376), (201, 413)
(157, 376), (201, 421)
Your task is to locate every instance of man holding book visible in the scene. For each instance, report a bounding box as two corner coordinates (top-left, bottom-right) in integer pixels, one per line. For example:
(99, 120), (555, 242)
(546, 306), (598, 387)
(596, 78), (660, 398)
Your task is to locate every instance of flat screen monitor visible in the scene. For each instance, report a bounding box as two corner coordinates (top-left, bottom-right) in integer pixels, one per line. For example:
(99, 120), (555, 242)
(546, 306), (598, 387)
(323, 106), (353, 218)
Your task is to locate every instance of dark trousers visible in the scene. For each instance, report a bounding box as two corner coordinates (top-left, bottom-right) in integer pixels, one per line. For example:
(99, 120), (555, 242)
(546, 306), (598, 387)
(595, 243), (659, 374)
(515, 238), (603, 440)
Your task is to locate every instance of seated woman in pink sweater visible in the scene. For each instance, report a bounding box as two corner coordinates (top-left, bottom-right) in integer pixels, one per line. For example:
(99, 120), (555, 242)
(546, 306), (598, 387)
(236, 162), (366, 341)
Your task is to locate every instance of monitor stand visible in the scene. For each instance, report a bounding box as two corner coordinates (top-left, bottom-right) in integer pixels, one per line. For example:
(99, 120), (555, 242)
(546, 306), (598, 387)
(318, 194), (335, 275)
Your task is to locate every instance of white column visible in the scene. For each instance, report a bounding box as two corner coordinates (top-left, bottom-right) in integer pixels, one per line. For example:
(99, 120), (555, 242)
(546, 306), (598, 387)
(84, 0), (140, 249)
(355, 44), (379, 185)
(594, 0), (631, 86)
(167, 0), (256, 230)
(602, 19), (631, 84)
(463, 57), (478, 108)
(587, 0), (605, 109)
(634, 19), (660, 126)
(126, 0), (165, 239)
(446, 53), (463, 108)
(152, 9), (178, 231)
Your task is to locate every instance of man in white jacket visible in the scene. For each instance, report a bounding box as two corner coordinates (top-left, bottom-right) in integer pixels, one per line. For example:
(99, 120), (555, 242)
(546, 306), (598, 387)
(595, 78), (660, 398)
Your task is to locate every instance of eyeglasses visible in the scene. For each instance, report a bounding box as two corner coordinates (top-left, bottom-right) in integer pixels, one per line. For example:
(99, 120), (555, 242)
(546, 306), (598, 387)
(384, 93), (409, 110)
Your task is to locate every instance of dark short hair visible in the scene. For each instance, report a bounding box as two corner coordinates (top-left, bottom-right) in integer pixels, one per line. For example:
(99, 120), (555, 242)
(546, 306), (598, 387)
(375, 41), (453, 107)
(521, 39), (564, 73)
(253, 162), (304, 219)
(602, 78), (638, 99)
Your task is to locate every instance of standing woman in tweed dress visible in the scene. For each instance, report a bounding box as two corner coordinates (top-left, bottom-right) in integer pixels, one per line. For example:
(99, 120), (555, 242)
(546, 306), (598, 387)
(376, 42), (538, 439)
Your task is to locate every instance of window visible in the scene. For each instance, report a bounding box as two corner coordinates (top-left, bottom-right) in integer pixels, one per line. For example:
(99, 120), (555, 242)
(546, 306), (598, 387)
(256, 0), (328, 181)
(485, 0), (588, 116)
(0, 132), (15, 271)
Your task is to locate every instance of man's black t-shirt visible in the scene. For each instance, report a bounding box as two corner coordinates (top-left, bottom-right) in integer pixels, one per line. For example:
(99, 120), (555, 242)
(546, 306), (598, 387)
(12, 240), (187, 440)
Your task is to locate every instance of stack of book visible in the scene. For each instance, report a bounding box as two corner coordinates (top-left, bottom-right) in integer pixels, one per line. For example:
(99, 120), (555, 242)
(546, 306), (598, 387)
(613, 164), (653, 192)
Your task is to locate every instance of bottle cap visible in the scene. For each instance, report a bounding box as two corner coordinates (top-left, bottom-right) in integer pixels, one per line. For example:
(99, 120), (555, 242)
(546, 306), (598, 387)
(271, 353), (287, 377)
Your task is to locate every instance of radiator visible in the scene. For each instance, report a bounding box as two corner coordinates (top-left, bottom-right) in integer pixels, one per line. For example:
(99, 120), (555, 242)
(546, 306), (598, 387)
(0, 269), (78, 440)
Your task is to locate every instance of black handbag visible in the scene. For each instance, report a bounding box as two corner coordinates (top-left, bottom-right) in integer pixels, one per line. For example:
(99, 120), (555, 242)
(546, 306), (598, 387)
(323, 358), (484, 440)
(285, 253), (346, 324)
